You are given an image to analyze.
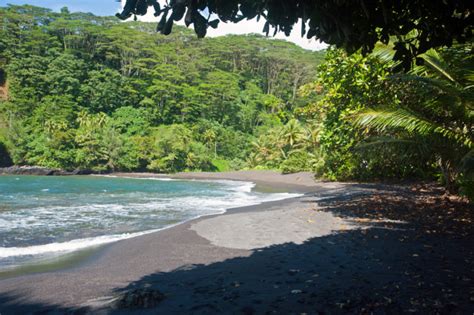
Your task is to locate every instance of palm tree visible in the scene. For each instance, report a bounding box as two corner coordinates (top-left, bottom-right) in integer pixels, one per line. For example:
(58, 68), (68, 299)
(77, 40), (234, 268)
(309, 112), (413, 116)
(203, 129), (217, 158)
(279, 119), (305, 149)
(355, 45), (473, 193)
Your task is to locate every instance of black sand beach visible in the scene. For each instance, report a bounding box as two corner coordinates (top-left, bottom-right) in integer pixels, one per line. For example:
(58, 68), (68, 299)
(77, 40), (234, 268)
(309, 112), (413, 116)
(0, 171), (473, 314)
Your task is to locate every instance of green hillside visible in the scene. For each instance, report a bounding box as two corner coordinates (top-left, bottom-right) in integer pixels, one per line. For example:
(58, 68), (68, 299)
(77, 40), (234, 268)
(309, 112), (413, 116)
(0, 5), (324, 172)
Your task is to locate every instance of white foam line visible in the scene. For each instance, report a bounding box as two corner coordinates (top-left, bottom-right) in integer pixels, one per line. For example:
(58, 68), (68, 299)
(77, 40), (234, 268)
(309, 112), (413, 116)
(94, 174), (255, 186)
(93, 174), (177, 181)
(0, 178), (302, 260)
(0, 230), (154, 258)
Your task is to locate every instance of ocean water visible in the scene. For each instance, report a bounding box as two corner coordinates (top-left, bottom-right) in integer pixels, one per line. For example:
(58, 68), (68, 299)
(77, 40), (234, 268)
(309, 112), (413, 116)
(0, 175), (299, 270)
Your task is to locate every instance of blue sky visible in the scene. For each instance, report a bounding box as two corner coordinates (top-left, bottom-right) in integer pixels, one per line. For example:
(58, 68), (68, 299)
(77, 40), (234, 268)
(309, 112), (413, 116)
(0, 0), (120, 16)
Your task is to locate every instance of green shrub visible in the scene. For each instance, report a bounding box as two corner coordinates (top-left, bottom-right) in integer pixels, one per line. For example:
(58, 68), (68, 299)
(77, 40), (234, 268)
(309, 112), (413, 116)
(211, 159), (230, 172)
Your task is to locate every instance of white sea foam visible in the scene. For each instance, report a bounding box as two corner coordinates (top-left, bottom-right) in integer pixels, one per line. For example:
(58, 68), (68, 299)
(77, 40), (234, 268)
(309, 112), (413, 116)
(96, 174), (177, 181)
(0, 230), (158, 258)
(92, 174), (118, 178)
(0, 178), (301, 261)
(225, 181), (255, 193)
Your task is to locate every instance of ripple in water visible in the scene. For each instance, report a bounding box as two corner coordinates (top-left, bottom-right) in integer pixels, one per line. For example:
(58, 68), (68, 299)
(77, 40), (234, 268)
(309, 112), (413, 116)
(0, 175), (300, 269)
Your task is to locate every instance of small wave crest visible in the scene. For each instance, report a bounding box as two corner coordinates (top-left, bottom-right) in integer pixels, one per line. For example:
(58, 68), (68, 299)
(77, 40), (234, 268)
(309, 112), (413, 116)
(96, 174), (177, 181)
(0, 230), (158, 259)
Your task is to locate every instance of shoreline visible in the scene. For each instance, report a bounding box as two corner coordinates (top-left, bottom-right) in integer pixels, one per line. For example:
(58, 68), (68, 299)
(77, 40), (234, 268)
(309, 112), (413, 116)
(1, 171), (471, 313)
(0, 171), (360, 311)
(0, 172), (310, 278)
(106, 170), (334, 193)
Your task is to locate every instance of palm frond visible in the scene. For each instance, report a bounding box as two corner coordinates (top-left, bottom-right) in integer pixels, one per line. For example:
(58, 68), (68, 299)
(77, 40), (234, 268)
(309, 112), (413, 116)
(390, 73), (463, 99)
(420, 49), (457, 84)
(355, 137), (419, 149)
(372, 43), (396, 63)
(355, 136), (432, 159)
(463, 71), (474, 85)
(355, 109), (435, 134)
(355, 109), (473, 148)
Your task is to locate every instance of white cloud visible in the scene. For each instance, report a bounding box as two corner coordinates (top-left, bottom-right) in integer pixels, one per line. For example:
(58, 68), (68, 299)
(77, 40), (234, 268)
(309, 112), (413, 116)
(206, 19), (327, 51)
(120, 0), (327, 51)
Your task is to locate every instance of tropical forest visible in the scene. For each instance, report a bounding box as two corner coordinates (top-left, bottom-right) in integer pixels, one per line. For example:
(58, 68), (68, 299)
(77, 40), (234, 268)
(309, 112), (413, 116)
(1, 5), (472, 198)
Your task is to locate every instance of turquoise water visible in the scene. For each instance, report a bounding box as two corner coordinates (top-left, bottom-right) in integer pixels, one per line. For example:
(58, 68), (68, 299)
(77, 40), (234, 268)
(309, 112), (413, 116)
(0, 175), (298, 270)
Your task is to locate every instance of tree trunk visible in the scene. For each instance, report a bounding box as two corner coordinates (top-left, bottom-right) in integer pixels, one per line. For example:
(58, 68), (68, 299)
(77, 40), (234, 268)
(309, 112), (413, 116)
(439, 158), (457, 194)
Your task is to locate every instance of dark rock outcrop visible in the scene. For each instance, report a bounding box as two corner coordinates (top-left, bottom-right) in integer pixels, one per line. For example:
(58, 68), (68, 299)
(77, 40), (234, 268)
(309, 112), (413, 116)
(0, 166), (97, 176)
(113, 288), (166, 309)
(0, 142), (12, 167)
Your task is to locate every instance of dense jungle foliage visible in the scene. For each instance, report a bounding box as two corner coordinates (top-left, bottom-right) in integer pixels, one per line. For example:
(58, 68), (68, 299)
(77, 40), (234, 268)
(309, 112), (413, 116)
(0, 5), (472, 198)
(0, 5), (324, 172)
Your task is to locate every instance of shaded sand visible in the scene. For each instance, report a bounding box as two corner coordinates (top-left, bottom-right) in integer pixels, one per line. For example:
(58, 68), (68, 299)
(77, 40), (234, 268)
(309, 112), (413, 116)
(0, 171), (473, 314)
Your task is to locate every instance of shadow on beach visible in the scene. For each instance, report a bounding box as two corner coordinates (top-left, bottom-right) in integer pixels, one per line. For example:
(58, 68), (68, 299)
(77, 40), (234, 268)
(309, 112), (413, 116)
(0, 187), (473, 314)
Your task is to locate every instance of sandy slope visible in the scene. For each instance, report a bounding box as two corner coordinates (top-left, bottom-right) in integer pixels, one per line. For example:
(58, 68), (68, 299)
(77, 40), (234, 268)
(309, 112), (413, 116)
(1, 171), (472, 314)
